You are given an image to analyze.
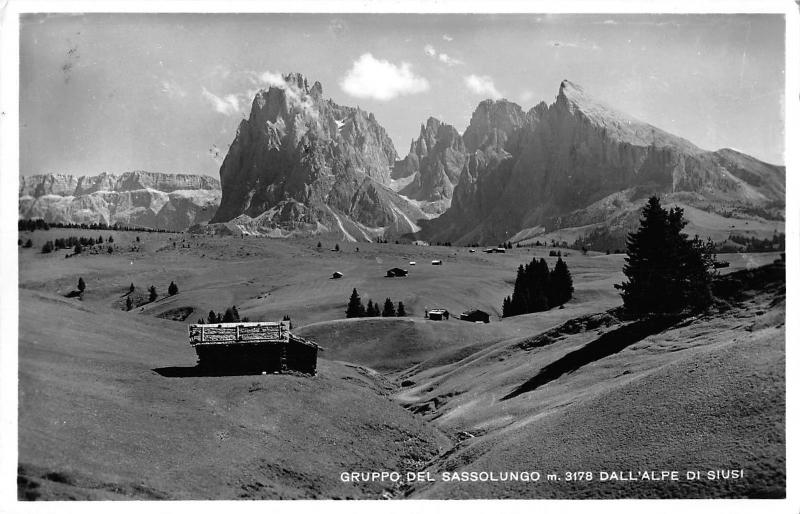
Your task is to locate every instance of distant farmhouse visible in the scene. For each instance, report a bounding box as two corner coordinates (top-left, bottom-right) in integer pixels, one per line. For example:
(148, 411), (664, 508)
(431, 260), (443, 265)
(188, 320), (319, 374)
(386, 267), (409, 277)
(331, 271), (343, 279)
(460, 309), (490, 323)
(427, 308), (450, 321)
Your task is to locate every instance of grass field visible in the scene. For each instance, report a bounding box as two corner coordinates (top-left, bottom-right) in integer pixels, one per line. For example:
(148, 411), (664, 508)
(17, 228), (785, 499)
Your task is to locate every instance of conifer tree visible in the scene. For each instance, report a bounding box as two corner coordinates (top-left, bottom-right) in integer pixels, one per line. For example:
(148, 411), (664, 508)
(382, 298), (396, 317)
(223, 307), (235, 323)
(396, 302), (406, 317)
(502, 296), (512, 318)
(208, 310), (217, 324)
(168, 281), (178, 296)
(126, 296), (133, 311)
(365, 299), (376, 317)
(615, 196), (715, 316)
(129, 283), (135, 294)
(148, 285), (157, 302)
(232, 305), (240, 321)
(346, 288), (365, 318)
(78, 277), (86, 292)
(549, 257), (574, 307)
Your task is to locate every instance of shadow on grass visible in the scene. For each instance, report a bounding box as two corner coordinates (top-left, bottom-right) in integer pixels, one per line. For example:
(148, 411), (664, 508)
(502, 315), (680, 401)
(153, 366), (274, 377)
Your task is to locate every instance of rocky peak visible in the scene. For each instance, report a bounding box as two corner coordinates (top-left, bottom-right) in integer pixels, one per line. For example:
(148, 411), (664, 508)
(462, 99), (529, 152)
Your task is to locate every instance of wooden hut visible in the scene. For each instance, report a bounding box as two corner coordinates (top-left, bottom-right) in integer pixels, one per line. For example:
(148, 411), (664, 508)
(386, 267), (409, 277)
(460, 309), (490, 323)
(188, 320), (320, 374)
(428, 308), (449, 321)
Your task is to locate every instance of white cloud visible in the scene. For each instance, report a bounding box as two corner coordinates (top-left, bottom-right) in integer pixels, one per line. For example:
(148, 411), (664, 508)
(161, 79), (186, 98)
(340, 53), (430, 101)
(442, 34), (453, 42)
(464, 74), (503, 99)
(253, 70), (319, 119)
(201, 87), (242, 115)
(438, 53), (463, 66)
(547, 40), (601, 51)
(424, 44), (463, 66)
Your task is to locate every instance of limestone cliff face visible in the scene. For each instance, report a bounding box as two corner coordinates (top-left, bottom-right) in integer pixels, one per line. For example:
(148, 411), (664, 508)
(18, 171), (220, 230)
(420, 80), (785, 244)
(391, 117), (467, 213)
(210, 73), (423, 240)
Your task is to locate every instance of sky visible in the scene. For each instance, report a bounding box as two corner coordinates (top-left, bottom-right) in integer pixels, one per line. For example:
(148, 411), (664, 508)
(19, 13), (786, 179)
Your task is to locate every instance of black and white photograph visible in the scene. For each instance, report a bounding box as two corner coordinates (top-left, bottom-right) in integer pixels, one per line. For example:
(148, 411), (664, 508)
(1, 0), (797, 508)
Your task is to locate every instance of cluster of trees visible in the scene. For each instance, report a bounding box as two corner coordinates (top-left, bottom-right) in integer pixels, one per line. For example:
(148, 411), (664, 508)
(123, 281), (178, 310)
(724, 233), (785, 253)
(346, 288), (407, 318)
(18, 219), (176, 233)
(197, 305), (250, 324)
(37, 235), (116, 254)
(615, 197), (716, 316)
(502, 257), (574, 318)
(572, 227), (628, 254)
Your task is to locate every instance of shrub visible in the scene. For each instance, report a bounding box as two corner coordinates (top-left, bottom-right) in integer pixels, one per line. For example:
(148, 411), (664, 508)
(78, 277), (86, 292)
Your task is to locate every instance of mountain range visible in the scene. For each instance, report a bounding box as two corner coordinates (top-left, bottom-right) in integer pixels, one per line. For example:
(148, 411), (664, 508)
(20, 76), (785, 245)
(18, 171), (221, 231)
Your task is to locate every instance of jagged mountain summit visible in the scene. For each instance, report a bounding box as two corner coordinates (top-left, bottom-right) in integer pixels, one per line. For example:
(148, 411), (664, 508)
(391, 117), (467, 215)
(419, 80), (785, 246)
(18, 171), (221, 230)
(209, 73), (425, 240)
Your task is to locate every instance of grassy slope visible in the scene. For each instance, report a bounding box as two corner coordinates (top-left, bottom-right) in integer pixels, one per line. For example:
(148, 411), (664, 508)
(18, 288), (449, 500)
(17, 229), (785, 499)
(408, 272), (785, 498)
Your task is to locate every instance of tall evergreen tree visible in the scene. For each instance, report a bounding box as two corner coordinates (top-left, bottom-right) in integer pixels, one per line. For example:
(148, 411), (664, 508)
(168, 281), (179, 296)
(126, 296), (133, 311)
(346, 288), (365, 318)
(232, 305), (240, 321)
(222, 307), (235, 323)
(549, 257), (574, 307)
(615, 196), (715, 316)
(129, 282), (135, 294)
(148, 285), (158, 302)
(502, 296), (512, 318)
(365, 299), (377, 317)
(382, 298), (396, 317)
(208, 310), (217, 324)
(396, 302), (406, 317)
(77, 277), (86, 292)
